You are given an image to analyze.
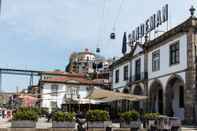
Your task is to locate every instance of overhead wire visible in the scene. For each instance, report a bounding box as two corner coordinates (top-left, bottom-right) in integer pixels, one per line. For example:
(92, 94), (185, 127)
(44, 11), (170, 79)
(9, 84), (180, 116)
(0, 0), (2, 15)
(96, 0), (107, 51)
(112, 0), (125, 31)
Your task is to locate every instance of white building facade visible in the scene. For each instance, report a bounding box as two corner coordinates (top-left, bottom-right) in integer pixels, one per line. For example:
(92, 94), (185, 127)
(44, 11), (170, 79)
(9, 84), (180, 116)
(112, 16), (197, 123)
(39, 75), (100, 112)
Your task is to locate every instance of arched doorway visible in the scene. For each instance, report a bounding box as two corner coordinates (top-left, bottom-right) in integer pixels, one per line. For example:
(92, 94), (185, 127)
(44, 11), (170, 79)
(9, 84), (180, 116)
(149, 80), (163, 114)
(133, 85), (143, 111)
(165, 75), (184, 120)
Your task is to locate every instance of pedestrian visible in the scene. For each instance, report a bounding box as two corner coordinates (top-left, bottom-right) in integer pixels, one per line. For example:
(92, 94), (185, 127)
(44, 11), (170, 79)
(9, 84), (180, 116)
(2, 110), (5, 119)
(47, 112), (51, 122)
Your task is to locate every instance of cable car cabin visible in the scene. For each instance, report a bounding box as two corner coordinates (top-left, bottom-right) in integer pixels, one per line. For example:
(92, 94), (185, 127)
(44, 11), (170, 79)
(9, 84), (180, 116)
(110, 32), (116, 39)
(96, 48), (100, 53)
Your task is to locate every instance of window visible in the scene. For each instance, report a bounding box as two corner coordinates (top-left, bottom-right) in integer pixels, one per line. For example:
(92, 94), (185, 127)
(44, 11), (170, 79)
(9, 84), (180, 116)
(50, 101), (57, 109)
(135, 59), (141, 81)
(51, 84), (58, 96)
(152, 50), (160, 71)
(123, 65), (129, 81)
(170, 42), (180, 65)
(115, 70), (119, 83)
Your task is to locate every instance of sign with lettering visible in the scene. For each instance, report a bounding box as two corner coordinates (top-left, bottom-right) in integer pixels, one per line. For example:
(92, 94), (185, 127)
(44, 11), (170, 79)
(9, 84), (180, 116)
(129, 4), (168, 43)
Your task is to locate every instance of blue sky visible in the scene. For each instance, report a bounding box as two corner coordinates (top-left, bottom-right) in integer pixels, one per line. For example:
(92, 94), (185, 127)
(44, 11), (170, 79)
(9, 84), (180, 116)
(0, 0), (197, 92)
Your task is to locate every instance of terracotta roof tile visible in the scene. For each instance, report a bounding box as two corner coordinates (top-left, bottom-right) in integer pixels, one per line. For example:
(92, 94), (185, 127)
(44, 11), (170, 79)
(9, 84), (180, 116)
(41, 76), (100, 85)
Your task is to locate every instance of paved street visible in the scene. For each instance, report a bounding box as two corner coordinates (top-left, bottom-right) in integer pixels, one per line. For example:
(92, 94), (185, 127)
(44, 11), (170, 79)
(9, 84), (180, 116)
(181, 126), (197, 131)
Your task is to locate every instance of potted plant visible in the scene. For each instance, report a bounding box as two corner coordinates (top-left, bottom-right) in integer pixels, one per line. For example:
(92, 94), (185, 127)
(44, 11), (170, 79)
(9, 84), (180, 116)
(86, 109), (111, 128)
(52, 111), (76, 128)
(120, 111), (141, 130)
(11, 109), (39, 128)
(41, 107), (49, 117)
(144, 112), (159, 129)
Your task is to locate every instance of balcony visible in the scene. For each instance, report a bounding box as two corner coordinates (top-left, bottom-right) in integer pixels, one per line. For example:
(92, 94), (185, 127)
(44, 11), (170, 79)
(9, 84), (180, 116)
(129, 72), (148, 82)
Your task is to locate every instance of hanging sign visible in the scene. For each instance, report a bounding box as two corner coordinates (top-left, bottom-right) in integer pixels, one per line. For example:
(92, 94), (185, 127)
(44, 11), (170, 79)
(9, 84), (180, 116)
(129, 4), (168, 43)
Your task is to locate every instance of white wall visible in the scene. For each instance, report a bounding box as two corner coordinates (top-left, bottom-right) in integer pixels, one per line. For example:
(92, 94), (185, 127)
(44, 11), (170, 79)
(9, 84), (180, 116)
(148, 72), (185, 92)
(41, 83), (94, 112)
(133, 46), (143, 56)
(84, 54), (95, 61)
(112, 61), (130, 89)
(41, 83), (66, 112)
(148, 33), (187, 79)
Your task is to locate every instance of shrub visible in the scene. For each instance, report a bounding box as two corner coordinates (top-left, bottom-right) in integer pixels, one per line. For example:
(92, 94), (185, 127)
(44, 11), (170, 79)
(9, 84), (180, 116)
(18, 107), (41, 116)
(41, 107), (49, 116)
(12, 110), (38, 121)
(144, 112), (160, 120)
(86, 109), (110, 121)
(120, 111), (140, 122)
(52, 111), (75, 122)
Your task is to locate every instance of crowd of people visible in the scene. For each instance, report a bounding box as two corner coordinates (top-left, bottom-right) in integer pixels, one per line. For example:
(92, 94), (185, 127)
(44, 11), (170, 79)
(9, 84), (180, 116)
(0, 109), (13, 120)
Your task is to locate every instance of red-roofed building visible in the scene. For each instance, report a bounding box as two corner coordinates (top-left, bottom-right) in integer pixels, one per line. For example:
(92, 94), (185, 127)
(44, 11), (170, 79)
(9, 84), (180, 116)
(38, 72), (110, 112)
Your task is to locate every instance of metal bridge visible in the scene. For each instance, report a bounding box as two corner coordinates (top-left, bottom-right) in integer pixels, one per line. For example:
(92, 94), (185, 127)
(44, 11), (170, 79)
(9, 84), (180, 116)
(0, 68), (67, 92)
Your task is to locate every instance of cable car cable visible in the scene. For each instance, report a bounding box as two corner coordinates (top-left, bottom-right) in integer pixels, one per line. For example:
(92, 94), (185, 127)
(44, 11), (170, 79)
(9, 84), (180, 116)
(110, 0), (125, 39)
(96, 0), (107, 53)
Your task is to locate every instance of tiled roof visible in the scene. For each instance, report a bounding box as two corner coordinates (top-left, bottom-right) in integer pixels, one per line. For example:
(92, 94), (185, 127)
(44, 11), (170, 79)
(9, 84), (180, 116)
(41, 75), (101, 85)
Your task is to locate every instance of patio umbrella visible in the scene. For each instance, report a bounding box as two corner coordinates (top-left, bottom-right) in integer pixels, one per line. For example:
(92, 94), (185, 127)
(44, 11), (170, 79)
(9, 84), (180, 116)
(73, 98), (103, 104)
(86, 87), (147, 102)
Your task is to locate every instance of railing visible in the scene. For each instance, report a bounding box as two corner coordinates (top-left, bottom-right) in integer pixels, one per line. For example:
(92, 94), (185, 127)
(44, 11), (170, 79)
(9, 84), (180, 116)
(129, 72), (148, 82)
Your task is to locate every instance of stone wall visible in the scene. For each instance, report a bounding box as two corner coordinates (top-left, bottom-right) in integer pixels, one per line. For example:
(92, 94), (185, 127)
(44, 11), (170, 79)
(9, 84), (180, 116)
(185, 27), (196, 123)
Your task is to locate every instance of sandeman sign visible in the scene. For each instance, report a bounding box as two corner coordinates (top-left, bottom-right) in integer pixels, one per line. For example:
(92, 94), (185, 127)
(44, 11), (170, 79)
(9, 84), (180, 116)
(129, 4), (168, 43)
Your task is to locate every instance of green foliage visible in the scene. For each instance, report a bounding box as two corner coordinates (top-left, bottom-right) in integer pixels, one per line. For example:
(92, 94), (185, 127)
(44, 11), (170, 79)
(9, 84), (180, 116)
(120, 111), (140, 122)
(86, 109), (110, 121)
(144, 112), (160, 120)
(52, 111), (75, 122)
(13, 109), (38, 121)
(18, 107), (41, 116)
(41, 107), (49, 116)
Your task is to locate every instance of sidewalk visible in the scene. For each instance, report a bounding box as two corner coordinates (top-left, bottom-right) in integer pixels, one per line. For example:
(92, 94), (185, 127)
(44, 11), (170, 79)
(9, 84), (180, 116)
(182, 125), (197, 131)
(1, 118), (197, 130)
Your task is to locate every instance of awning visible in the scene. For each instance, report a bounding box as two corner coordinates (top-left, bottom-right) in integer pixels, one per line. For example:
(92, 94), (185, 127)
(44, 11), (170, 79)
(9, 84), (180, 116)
(63, 97), (104, 104)
(86, 88), (147, 102)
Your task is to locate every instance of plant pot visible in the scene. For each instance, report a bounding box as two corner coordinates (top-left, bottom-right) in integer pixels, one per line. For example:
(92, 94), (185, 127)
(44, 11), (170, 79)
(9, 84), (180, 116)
(11, 120), (36, 128)
(52, 121), (76, 128)
(120, 121), (141, 128)
(156, 116), (171, 130)
(87, 121), (112, 128)
(170, 117), (181, 128)
(169, 117), (181, 131)
(144, 119), (156, 129)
